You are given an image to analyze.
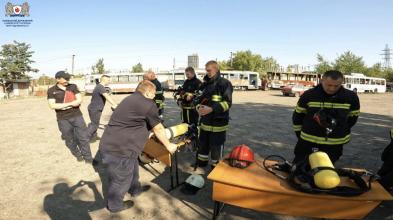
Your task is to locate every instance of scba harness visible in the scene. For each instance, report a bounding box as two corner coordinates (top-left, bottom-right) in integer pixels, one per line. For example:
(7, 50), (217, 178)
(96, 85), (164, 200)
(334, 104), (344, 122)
(263, 153), (378, 197)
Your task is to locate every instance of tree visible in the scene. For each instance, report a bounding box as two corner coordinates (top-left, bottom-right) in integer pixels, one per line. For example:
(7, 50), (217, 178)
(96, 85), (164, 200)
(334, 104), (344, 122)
(91, 58), (105, 74)
(37, 75), (56, 85)
(315, 54), (333, 74)
(218, 60), (231, 70)
(0, 41), (38, 79)
(131, 63), (143, 73)
(383, 68), (393, 82)
(365, 63), (383, 77)
(232, 50), (264, 72)
(219, 50), (280, 78)
(334, 51), (366, 74)
(262, 57), (280, 72)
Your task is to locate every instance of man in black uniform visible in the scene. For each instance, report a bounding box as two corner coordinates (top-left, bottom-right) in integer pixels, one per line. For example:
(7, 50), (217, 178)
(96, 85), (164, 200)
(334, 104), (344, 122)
(144, 71), (165, 119)
(87, 75), (118, 141)
(292, 70), (360, 164)
(99, 80), (177, 213)
(378, 128), (393, 191)
(196, 60), (233, 168)
(177, 66), (202, 125)
(47, 71), (93, 163)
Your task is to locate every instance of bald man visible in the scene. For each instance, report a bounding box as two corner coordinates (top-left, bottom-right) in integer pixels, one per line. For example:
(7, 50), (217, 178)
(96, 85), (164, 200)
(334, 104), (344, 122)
(99, 80), (177, 213)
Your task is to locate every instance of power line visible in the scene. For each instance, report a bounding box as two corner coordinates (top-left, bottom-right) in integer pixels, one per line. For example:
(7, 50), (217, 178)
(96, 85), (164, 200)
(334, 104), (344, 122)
(380, 44), (392, 69)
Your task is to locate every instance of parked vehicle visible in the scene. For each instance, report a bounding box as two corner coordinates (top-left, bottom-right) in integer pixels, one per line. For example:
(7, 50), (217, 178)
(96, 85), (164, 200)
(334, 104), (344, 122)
(158, 69), (260, 91)
(343, 73), (386, 93)
(282, 84), (310, 97)
(84, 72), (144, 94)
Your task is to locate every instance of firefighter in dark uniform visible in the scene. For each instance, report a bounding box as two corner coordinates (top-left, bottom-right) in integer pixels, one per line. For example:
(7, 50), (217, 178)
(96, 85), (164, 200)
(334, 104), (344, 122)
(378, 128), (393, 191)
(99, 80), (177, 213)
(178, 66), (202, 125)
(144, 71), (165, 119)
(196, 60), (233, 168)
(292, 70), (360, 164)
(87, 75), (118, 141)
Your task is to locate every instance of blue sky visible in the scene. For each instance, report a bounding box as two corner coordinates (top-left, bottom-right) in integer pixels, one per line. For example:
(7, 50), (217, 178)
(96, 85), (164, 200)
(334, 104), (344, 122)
(1, 0), (392, 77)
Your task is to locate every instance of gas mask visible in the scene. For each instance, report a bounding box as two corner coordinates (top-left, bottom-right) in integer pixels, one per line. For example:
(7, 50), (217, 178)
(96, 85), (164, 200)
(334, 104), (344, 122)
(313, 109), (337, 139)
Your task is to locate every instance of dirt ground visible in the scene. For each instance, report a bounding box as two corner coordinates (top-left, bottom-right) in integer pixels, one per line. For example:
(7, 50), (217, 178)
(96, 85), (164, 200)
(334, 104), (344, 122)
(0, 90), (392, 220)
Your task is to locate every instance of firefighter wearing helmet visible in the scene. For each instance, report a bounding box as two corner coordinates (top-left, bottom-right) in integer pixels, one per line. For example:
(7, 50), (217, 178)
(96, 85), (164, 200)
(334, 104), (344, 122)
(195, 60), (233, 169)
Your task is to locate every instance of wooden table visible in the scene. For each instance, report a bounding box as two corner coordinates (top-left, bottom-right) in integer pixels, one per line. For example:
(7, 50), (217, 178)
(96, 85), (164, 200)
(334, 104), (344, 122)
(207, 160), (393, 220)
(142, 138), (184, 190)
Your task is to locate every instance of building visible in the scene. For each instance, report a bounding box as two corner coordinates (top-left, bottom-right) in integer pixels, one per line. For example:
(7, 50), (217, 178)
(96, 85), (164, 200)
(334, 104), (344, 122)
(188, 54), (199, 69)
(1, 79), (31, 98)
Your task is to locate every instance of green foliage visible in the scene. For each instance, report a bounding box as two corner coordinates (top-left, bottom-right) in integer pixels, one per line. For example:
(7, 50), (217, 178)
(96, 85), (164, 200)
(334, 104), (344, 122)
(232, 50), (264, 72)
(315, 54), (333, 74)
(334, 51), (366, 74)
(131, 63), (144, 73)
(218, 60), (230, 70)
(220, 50), (279, 78)
(315, 51), (392, 81)
(91, 58), (105, 74)
(365, 63), (384, 77)
(37, 75), (56, 85)
(383, 68), (393, 82)
(0, 41), (38, 79)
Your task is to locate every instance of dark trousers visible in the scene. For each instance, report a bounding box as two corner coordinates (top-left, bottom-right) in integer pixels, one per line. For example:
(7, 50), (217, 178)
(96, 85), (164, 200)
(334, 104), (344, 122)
(158, 108), (164, 117)
(197, 130), (226, 167)
(101, 152), (141, 212)
(181, 108), (199, 125)
(293, 138), (343, 164)
(87, 109), (102, 139)
(378, 163), (393, 190)
(57, 115), (92, 160)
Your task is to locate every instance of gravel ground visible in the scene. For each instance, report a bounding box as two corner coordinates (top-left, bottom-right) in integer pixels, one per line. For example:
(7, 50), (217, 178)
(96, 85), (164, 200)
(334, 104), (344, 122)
(0, 90), (392, 220)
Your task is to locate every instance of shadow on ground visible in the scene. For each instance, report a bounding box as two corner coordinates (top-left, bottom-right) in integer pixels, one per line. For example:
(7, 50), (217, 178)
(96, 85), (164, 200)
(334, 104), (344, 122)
(42, 96), (393, 220)
(43, 181), (105, 220)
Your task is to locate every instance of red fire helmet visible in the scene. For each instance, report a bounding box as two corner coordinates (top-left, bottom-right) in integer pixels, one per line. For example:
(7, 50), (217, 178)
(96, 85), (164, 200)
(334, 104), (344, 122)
(228, 144), (255, 168)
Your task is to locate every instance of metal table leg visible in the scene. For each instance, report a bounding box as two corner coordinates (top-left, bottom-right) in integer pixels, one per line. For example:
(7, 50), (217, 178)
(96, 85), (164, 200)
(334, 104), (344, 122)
(169, 157), (174, 189)
(175, 151), (179, 185)
(212, 201), (223, 220)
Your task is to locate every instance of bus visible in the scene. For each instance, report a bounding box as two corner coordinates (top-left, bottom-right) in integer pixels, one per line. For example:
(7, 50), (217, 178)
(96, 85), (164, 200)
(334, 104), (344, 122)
(157, 68), (260, 91)
(267, 71), (321, 89)
(84, 72), (144, 94)
(343, 73), (386, 93)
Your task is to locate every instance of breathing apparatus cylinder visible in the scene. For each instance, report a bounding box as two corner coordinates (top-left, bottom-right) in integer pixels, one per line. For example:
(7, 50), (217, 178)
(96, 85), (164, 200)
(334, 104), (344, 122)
(165, 123), (189, 139)
(309, 151), (341, 189)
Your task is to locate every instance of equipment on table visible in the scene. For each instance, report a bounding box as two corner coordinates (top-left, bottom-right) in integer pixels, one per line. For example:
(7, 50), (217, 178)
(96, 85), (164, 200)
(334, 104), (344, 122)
(165, 123), (189, 140)
(309, 151), (340, 189)
(141, 123), (199, 190)
(227, 144), (255, 169)
(263, 152), (378, 197)
(141, 123), (198, 165)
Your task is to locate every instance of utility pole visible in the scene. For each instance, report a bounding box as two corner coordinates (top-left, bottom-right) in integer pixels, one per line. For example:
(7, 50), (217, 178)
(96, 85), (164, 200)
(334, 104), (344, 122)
(71, 54), (75, 75)
(230, 52), (233, 67)
(173, 57), (176, 69)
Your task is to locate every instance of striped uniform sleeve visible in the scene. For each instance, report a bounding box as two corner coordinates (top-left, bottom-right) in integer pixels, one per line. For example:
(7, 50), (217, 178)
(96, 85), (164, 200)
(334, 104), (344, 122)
(292, 94), (308, 137)
(348, 93), (360, 128)
(212, 81), (233, 114)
